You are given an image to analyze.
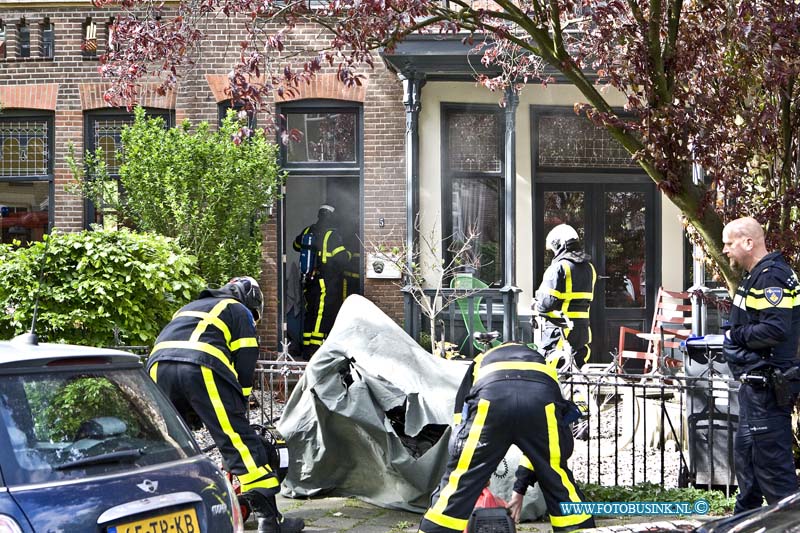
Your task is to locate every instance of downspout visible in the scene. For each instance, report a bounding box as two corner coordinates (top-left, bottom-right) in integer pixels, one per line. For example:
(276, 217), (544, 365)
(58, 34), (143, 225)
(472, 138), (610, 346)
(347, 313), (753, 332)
(501, 87), (521, 342)
(401, 71), (426, 337)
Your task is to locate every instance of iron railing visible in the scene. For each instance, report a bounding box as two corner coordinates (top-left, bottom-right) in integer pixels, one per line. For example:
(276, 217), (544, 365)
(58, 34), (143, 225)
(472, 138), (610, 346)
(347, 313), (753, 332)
(252, 362), (740, 494)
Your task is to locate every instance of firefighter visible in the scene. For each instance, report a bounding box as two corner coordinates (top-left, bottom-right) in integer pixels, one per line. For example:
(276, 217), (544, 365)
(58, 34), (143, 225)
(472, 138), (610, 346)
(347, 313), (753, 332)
(417, 342), (595, 533)
(721, 216), (800, 514)
(147, 277), (305, 533)
(534, 224), (596, 368)
(293, 204), (351, 360)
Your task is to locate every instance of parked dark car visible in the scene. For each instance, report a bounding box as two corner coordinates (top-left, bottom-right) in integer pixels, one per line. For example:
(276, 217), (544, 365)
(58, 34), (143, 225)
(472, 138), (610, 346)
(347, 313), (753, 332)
(0, 337), (244, 532)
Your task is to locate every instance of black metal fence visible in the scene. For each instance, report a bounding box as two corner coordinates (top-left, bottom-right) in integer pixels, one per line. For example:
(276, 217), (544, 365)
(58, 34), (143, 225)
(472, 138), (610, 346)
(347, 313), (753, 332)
(252, 360), (740, 494)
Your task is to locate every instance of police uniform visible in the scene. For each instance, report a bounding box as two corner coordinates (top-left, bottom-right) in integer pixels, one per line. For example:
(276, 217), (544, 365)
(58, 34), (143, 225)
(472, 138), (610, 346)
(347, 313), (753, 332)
(293, 224), (350, 358)
(535, 248), (597, 367)
(418, 343), (595, 533)
(724, 251), (800, 513)
(146, 290), (279, 500)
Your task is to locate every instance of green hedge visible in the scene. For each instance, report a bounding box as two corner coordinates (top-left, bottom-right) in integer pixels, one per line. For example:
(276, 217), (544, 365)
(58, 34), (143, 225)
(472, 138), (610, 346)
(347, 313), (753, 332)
(0, 229), (205, 346)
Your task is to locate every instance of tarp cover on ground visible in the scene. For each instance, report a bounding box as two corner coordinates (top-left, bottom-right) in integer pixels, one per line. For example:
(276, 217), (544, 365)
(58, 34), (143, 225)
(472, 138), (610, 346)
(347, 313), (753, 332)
(278, 295), (547, 520)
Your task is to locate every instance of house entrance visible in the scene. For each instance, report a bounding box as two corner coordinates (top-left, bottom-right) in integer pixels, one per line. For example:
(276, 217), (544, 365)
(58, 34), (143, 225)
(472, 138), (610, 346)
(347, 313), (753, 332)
(534, 182), (657, 363)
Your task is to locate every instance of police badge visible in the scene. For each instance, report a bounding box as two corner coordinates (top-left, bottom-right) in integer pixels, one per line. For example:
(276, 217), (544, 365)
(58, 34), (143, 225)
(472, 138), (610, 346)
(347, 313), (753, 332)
(765, 287), (784, 306)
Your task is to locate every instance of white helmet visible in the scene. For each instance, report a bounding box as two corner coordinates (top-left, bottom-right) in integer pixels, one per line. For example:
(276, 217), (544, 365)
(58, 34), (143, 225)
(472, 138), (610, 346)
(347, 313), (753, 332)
(546, 224), (580, 253)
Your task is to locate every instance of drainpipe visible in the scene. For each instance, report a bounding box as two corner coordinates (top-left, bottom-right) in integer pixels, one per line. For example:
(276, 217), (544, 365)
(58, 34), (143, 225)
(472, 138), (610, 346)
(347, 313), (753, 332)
(691, 161), (706, 336)
(400, 71), (426, 336)
(501, 87), (521, 342)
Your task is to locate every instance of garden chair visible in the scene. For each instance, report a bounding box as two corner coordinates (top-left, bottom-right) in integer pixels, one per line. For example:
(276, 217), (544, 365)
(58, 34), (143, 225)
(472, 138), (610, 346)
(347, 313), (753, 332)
(451, 274), (501, 356)
(617, 287), (693, 376)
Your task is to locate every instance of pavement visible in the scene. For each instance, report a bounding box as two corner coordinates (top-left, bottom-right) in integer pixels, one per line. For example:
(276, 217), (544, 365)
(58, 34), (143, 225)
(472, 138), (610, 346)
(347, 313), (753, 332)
(241, 494), (701, 532)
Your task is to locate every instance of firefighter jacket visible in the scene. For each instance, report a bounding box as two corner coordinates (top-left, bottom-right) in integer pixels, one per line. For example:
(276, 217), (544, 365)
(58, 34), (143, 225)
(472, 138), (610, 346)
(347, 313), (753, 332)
(726, 251), (800, 377)
(147, 289), (260, 396)
(293, 223), (351, 279)
(453, 343), (559, 423)
(534, 248), (596, 326)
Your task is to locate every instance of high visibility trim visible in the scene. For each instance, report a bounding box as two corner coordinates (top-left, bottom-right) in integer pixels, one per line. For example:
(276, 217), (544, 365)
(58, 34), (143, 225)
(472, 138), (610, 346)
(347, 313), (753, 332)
(238, 464), (273, 484)
(200, 366), (273, 488)
(230, 337), (258, 351)
(152, 340), (238, 380)
(241, 476), (279, 492)
(321, 230), (332, 264)
(330, 245), (346, 257)
(545, 403), (583, 506)
(475, 361), (559, 383)
(519, 455), (534, 471)
(453, 413), (462, 425)
(242, 386), (252, 397)
(175, 310), (232, 345)
(544, 289), (594, 300)
(149, 362), (158, 382)
(189, 299), (236, 343)
(425, 398), (491, 531)
(550, 513), (594, 528)
(745, 294), (793, 310)
(314, 278), (327, 334)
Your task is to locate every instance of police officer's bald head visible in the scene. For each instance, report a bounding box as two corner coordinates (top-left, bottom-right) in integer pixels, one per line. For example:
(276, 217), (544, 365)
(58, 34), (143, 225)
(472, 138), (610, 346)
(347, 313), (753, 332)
(722, 216), (768, 272)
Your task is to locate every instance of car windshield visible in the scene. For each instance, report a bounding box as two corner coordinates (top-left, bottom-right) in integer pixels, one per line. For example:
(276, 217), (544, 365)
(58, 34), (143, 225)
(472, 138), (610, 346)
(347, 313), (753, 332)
(0, 366), (198, 485)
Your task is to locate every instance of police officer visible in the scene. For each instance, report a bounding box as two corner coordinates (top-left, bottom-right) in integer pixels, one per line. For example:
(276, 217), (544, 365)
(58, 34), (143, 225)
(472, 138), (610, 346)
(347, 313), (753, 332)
(147, 277), (305, 533)
(534, 224), (596, 368)
(293, 205), (351, 359)
(721, 216), (800, 514)
(417, 342), (595, 533)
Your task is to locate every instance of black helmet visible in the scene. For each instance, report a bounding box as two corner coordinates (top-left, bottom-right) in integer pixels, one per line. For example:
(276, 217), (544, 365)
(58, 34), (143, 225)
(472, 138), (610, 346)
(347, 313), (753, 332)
(224, 276), (264, 322)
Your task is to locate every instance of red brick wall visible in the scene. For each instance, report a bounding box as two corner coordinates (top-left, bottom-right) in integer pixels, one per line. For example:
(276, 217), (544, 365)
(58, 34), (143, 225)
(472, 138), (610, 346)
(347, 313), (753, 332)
(0, 9), (407, 351)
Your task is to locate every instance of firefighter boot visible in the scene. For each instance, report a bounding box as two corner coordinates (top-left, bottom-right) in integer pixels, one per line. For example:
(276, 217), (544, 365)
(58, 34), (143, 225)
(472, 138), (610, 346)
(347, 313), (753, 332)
(240, 490), (305, 533)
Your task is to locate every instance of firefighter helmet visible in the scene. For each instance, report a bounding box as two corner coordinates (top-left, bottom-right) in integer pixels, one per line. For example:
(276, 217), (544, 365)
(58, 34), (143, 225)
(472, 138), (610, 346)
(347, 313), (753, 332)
(224, 276), (264, 323)
(546, 224), (580, 254)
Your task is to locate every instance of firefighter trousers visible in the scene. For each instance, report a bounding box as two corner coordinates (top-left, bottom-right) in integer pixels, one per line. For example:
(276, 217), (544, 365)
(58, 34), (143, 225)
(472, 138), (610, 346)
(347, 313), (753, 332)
(150, 362), (280, 499)
(418, 379), (594, 533)
(302, 275), (343, 358)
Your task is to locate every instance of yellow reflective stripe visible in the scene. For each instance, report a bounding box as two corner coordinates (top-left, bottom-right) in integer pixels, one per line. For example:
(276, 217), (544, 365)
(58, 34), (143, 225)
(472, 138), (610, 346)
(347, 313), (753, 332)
(590, 262), (597, 289)
(519, 455), (534, 471)
(189, 299), (236, 344)
(551, 512), (594, 528)
(242, 386), (252, 397)
(563, 263), (573, 315)
(153, 340), (238, 380)
(230, 337), (258, 351)
(238, 465), (272, 484)
(241, 476), (279, 492)
(321, 231), (332, 264)
(149, 362), (158, 382)
(746, 295), (793, 310)
(329, 245), (346, 257)
(201, 367), (269, 485)
(545, 288), (594, 300)
(545, 402), (588, 522)
(425, 399), (491, 531)
(475, 361), (559, 383)
(453, 413), (462, 425)
(314, 278), (327, 333)
(175, 310), (232, 346)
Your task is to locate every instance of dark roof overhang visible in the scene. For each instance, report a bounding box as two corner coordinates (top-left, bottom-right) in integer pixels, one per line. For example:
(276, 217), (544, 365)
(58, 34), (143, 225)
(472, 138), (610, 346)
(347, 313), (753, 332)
(380, 33), (596, 83)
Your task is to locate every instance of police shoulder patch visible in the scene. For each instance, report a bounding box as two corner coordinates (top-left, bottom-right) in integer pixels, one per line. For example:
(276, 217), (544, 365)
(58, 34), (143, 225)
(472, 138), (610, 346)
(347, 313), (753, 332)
(764, 287), (784, 306)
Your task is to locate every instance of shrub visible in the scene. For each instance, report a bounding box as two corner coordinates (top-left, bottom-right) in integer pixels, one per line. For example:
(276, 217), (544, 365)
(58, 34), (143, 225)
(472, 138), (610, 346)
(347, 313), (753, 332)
(68, 107), (284, 284)
(0, 228), (204, 346)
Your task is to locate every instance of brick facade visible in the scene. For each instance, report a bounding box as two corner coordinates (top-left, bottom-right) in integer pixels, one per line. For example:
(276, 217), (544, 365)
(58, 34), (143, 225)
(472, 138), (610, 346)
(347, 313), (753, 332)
(0, 7), (407, 354)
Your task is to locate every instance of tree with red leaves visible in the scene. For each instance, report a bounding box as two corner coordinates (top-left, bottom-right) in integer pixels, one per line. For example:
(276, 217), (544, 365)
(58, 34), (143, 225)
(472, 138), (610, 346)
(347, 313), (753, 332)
(95, 0), (800, 291)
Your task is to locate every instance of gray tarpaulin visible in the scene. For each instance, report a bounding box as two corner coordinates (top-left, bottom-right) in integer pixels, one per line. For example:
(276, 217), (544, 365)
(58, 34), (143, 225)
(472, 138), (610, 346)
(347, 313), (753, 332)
(278, 295), (546, 519)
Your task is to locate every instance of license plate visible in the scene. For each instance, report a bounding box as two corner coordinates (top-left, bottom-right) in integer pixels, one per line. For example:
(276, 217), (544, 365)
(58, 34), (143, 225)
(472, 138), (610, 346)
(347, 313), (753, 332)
(107, 508), (200, 533)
